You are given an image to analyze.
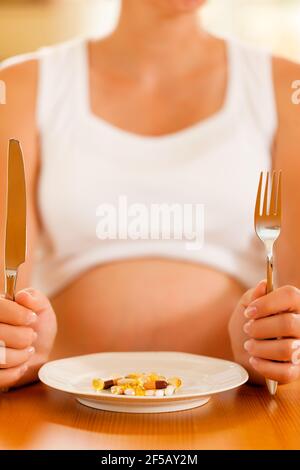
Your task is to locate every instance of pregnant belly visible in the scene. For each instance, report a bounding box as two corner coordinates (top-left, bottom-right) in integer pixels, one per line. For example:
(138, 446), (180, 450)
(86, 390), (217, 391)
(50, 259), (245, 360)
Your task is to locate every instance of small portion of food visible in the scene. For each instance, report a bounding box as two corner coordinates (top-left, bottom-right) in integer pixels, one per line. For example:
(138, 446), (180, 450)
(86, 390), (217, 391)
(92, 372), (182, 396)
(92, 377), (121, 390)
(143, 380), (168, 390)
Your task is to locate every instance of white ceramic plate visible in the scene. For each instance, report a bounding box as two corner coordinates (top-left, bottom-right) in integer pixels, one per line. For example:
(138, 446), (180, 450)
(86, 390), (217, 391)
(38, 351), (248, 413)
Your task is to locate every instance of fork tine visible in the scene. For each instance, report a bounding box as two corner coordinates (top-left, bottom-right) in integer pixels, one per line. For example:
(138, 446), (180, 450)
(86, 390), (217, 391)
(255, 172), (263, 218)
(262, 172), (269, 215)
(277, 170), (282, 218)
(269, 171), (276, 215)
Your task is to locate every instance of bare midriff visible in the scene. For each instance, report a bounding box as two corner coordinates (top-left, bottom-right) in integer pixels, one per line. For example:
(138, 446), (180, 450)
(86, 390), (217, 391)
(50, 259), (245, 360)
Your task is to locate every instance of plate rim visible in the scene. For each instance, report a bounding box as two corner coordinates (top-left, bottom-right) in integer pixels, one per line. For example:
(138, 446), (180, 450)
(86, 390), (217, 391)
(38, 351), (249, 401)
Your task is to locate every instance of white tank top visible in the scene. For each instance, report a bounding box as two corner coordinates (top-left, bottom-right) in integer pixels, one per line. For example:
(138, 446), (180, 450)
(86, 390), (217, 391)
(9, 38), (278, 297)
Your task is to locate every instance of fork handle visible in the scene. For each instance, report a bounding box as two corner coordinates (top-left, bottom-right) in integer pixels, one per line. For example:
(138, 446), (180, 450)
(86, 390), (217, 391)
(265, 254), (278, 395)
(266, 254), (273, 294)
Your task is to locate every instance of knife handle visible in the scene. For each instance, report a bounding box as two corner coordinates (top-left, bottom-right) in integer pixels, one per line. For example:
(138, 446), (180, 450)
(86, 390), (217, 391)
(0, 270), (18, 393)
(5, 269), (18, 301)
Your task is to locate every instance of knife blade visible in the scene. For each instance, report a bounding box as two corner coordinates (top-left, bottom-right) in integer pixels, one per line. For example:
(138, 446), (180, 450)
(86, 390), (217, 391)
(5, 139), (27, 300)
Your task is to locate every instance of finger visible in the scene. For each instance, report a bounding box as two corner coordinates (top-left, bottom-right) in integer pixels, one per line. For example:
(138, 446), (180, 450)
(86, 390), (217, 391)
(244, 312), (300, 339)
(15, 288), (52, 315)
(0, 324), (37, 349)
(0, 346), (35, 369)
(0, 363), (28, 389)
(240, 280), (267, 309)
(245, 285), (300, 320)
(249, 356), (300, 384)
(0, 297), (37, 326)
(244, 338), (300, 362)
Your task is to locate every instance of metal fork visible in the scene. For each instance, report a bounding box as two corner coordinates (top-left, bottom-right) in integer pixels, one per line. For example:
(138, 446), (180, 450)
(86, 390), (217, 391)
(254, 171), (282, 396)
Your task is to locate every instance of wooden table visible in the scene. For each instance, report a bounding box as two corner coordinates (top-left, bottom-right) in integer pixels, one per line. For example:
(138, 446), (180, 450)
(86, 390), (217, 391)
(0, 382), (299, 450)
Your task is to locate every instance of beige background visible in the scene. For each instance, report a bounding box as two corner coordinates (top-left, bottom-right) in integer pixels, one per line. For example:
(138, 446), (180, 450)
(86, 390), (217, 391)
(0, 0), (299, 61)
(0, 0), (119, 59)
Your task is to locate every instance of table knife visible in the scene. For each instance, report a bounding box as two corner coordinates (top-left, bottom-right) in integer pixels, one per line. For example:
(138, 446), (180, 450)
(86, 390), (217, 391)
(5, 139), (27, 301)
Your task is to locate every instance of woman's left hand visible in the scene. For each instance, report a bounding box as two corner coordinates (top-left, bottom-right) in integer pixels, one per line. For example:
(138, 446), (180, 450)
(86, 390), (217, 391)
(229, 281), (300, 384)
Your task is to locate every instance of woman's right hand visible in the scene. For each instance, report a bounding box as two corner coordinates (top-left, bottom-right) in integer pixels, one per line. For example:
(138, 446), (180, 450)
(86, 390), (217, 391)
(0, 288), (57, 391)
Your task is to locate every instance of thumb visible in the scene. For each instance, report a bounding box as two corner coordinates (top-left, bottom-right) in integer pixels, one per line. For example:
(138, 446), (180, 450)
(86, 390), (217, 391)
(241, 279), (267, 308)
(15, 288), (51, 315)
(251, 279), (267, 302)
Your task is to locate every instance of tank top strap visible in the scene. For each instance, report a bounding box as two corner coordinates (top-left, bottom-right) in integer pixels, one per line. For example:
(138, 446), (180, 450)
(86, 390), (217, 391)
(228, 39), (277, 144)
(37, 39), (86, 131)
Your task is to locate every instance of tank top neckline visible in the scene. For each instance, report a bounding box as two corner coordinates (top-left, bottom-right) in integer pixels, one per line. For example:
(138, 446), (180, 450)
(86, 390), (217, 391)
(78, 38), (240, 145)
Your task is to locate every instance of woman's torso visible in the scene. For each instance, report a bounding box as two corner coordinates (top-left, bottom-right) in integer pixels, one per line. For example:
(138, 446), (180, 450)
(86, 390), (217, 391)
(28, 35), (276, 357)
